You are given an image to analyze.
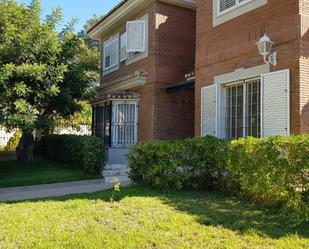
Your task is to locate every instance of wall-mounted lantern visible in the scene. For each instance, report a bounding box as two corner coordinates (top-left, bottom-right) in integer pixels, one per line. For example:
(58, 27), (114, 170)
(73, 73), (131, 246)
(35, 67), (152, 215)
(256, 34), (277, 66)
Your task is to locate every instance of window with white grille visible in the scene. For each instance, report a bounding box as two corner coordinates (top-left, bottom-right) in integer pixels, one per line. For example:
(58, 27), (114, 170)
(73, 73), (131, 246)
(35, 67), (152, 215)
(224, 78), (261, 139)
(218, 0), (251, 14)
(111, 101), (138, 147)
(103, 36), (119, 71)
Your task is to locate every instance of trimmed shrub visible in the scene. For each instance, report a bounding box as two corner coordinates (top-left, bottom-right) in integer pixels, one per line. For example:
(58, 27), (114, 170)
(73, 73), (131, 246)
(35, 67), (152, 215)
(228, 135), (309, 210)
(128, 134), (308, 213)
(35, 135), (105, 174)
(4, 130), (22, 151)
(128, 136), (228, 190)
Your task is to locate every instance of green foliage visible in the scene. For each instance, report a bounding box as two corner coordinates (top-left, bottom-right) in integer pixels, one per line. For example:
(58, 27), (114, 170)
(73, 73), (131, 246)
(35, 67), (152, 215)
(128, 135), (309, 213)
(0, 0), (97, 134)
(110, 178), (121, 202)
(128, 136), (229, 190)
(228, 135), (309, 211)
(35, 135), (105, 174)
(54, 101), (92, 128)
(4, 129), (22, 151)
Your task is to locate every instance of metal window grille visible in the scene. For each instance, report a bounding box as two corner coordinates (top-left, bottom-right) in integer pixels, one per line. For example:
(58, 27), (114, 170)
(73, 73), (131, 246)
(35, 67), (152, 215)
(224, 78), (261, 139)
(111, 102), (138, 147)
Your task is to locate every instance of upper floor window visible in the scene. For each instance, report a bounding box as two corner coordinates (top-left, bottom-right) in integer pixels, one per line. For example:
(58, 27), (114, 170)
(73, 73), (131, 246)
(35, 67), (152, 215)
(126, 20), (146, 53)
(102, 14), (148, 75)
(103, 35), (119, 71)
(219, 0), (250, 14)
(213, 0), (267, 26)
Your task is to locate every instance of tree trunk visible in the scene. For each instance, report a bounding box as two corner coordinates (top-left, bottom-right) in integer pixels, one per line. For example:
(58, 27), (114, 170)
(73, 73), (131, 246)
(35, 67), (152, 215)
(16, 130), (35, 162)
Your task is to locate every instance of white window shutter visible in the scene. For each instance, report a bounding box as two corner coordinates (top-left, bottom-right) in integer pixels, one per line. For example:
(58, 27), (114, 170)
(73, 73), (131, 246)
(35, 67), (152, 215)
(261, 69), (290, 137)
(126, 20), (146, 53)
(201, 85), (217, 137)
(120, 33), (127, 62)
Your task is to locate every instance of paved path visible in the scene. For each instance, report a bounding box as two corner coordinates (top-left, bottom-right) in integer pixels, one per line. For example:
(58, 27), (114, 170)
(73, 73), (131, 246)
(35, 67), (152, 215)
(0, 179), (131, 202)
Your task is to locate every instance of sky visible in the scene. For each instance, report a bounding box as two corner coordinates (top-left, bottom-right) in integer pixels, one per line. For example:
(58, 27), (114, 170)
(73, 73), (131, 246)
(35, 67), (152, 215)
(17, 0), (122, 32)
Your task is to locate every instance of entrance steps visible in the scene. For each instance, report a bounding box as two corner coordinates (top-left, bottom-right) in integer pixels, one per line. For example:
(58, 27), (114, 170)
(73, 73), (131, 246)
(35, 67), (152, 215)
(102, 164), (130, 184)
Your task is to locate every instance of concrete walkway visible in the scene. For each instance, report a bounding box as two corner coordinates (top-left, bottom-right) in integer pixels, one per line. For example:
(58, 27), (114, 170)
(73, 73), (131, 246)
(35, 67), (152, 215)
(0, 179), (131, 202)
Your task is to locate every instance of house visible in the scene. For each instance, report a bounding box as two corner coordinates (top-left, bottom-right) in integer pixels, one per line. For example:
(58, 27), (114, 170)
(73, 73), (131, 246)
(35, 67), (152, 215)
(88, 0), (196, 165)
(197, 0), (309, 139)
(88, 0), (309, 168)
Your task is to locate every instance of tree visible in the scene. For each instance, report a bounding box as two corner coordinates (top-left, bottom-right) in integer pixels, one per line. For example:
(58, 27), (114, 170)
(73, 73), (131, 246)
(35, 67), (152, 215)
(0, 0), (95, 161)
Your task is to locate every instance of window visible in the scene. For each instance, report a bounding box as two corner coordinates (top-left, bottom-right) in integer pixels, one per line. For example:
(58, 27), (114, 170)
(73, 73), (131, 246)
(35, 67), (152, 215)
(224, 78), (261, 139)
(219, 0), (252, 14)
(111, 102), (138, 147)
(126, 20), (146, 53)
(120, 33), (127, 62)
(103, 35), (119, 71)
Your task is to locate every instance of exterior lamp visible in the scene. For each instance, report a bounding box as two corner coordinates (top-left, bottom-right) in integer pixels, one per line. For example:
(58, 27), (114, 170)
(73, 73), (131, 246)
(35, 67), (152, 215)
(256, 34), (277, 66)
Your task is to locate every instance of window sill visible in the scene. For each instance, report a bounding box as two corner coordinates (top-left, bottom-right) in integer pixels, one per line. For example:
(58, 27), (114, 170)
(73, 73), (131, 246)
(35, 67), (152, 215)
(125, 51), (148, 66)
(103, 65), (119, 76)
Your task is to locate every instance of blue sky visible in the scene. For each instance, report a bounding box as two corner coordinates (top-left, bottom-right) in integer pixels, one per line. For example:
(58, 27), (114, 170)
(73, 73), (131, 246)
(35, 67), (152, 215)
(17, 0), (122, 31)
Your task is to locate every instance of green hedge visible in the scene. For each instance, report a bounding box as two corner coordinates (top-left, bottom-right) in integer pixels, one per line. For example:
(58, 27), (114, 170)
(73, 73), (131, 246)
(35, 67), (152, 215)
(228, 135), (309, 210)
(128, 136), (229, 190)
(128, 135), (309, 211)
(35, 135), (105, 174)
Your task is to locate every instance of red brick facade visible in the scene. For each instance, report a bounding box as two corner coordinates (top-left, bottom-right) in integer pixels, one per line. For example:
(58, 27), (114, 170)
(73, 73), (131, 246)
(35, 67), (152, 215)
(97, 1), (196, 142)
(195, 0), (308, 136)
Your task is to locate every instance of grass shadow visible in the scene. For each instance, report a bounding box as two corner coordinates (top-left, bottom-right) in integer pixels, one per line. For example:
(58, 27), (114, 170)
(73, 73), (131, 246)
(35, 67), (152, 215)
(7, 185), (309, 239)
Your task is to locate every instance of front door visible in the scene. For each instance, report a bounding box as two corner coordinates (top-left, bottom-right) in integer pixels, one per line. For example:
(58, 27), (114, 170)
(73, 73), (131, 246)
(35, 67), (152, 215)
(111, 100), (138, 147)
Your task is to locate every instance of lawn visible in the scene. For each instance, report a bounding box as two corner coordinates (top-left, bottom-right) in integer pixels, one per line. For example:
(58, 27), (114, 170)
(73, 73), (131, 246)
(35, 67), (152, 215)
(0, 160), (101, 188)
(0, 186), (308, 249)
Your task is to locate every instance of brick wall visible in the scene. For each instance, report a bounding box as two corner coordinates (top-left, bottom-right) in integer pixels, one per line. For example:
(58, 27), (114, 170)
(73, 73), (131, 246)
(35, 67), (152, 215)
(195, 0), (305, 135)
(97, 1), (196, 142)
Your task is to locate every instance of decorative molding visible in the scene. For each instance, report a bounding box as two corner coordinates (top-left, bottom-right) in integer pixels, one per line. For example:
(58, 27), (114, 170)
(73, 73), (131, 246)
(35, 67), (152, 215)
(96, 70), (148, 96)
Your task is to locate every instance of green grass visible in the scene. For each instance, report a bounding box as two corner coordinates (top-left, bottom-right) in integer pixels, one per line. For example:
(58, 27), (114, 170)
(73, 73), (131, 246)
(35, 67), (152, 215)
(0, 160), (101, 188)
(0, 186), (308, 248)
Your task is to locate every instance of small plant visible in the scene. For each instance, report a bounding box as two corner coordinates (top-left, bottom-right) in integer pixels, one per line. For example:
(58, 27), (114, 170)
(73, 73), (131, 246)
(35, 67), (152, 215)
(110, 178), (121, 202)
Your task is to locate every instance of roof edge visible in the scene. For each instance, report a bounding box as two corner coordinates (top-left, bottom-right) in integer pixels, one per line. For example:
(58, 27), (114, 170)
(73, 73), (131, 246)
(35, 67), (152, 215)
(87, 0), (196, 40)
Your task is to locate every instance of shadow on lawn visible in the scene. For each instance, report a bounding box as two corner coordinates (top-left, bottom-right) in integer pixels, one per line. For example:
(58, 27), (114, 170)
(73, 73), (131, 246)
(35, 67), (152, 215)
(22, 185), (309, 239)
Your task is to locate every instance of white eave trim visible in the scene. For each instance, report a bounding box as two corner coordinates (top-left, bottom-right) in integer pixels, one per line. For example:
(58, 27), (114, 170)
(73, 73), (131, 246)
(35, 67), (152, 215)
(88, 0), (196, 40)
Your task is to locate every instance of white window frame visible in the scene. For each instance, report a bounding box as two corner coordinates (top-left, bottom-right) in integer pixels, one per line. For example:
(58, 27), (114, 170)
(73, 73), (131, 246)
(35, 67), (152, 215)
(213, 0), (267, 27)
(218, 0), (253, 16)
(223, 78), (261, 139)
(103, 34), (119, 73)
(126, 20), (146, 53)
(111, 100), (139, 147)
(126, 14), (149, 65)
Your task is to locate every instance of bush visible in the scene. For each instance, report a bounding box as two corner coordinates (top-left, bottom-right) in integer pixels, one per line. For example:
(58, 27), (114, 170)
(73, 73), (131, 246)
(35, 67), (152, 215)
(128, 134), (308, 213)
(35, 135), (105, 174)
(128, 136), (228, 190)
(228, 135), (309, 210)
(4, 130), (22, 151)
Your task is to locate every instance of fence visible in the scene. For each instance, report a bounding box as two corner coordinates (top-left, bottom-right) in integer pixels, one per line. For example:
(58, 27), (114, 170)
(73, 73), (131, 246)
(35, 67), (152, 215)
(0, 125), (92, 148)
(0, 127), (17, 147)
(55, 125), (92, 136)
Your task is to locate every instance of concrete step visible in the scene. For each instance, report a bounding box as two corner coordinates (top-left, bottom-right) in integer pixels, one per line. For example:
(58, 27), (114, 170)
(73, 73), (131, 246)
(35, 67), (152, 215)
(104, 175), (130, 184)
(105, 164), (129, 170)
(102, 169), (129, 177)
